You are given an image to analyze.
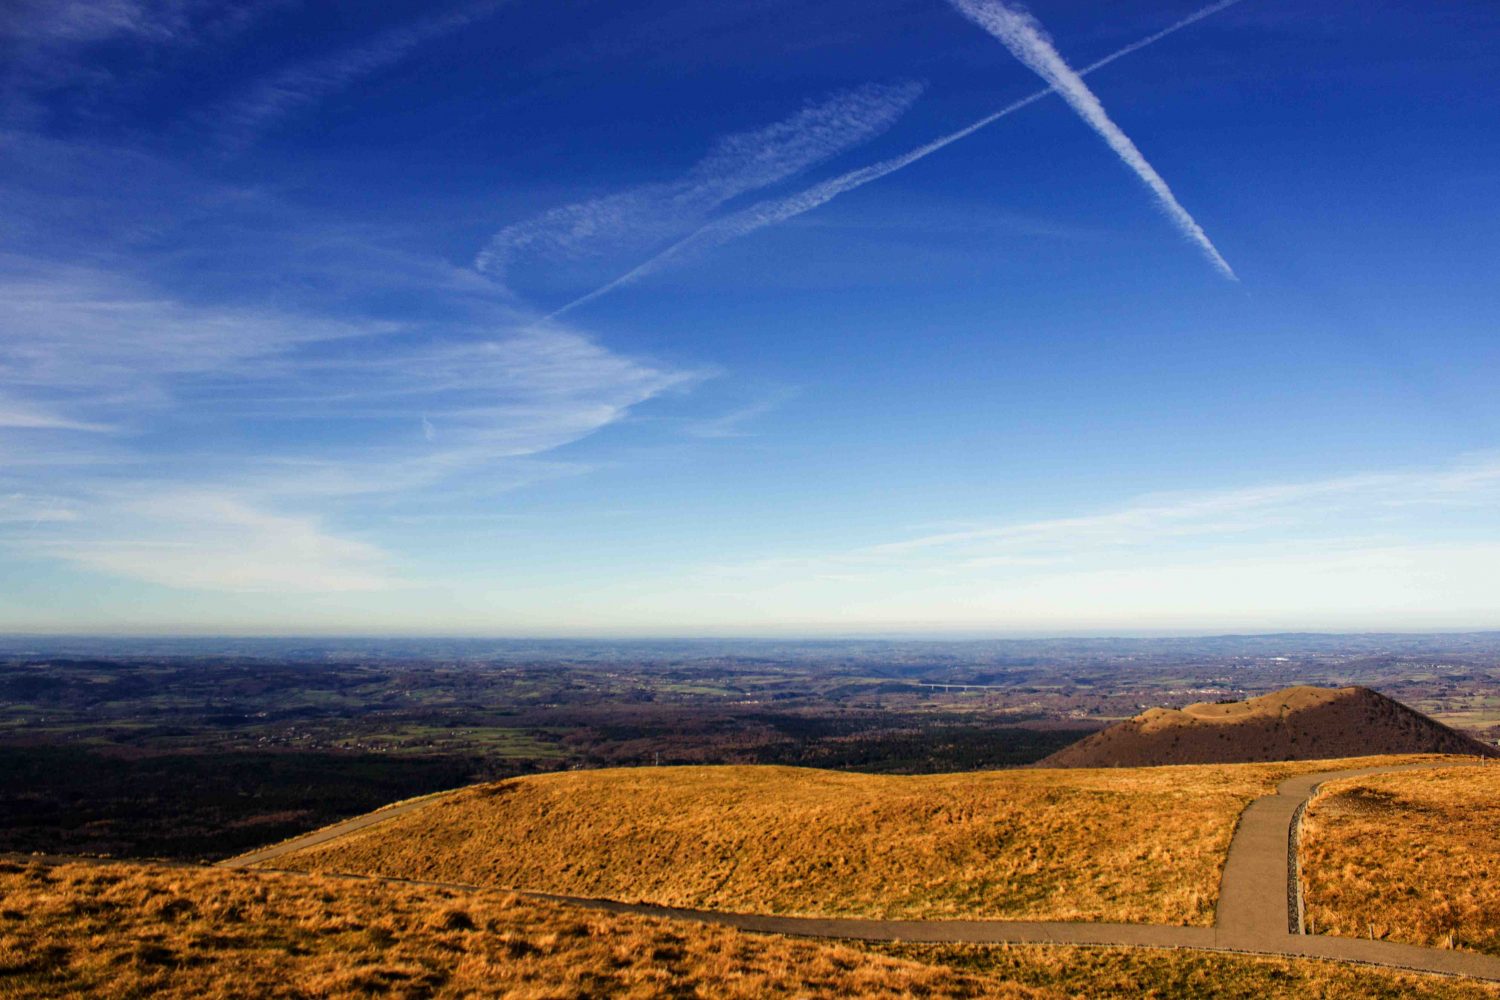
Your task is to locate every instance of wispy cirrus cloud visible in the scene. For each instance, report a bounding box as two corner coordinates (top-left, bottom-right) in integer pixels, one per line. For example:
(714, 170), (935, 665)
(0, 0), (202, 46)
(705, 455), (1500, 579)
(0, 251), (702, 591)
(948, 0), (1235, 279)
(0, 397), (112, 432)
(0, 493), (78, 524)
(671, 456), (1500, 630)
(0, 258), (697, 471)
(206, 0), (510, 152)
(476, 81), (924, 292)
(0, 0), (295, 124)
(550, 0), (1245, 316)
(0, 257), (376, 415)
(234, 326), (705, 499)
(682, 396), (788, 440)
(1, 0), (294, 47)
(0, 95), (712, 597)
(33, 490), (392, 592)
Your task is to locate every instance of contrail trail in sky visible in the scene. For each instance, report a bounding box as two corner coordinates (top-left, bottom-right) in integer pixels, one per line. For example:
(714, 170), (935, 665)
(548, 0), (1244, 319)
(949, 0), (1237, 279)
(476, 81), (923, 285)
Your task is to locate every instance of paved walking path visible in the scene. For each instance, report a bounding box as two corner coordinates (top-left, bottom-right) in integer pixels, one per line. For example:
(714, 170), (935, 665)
(29, 759), (1500, 982)
(1209, 761), (1497, 980)
(1214, 762), (1479, 946)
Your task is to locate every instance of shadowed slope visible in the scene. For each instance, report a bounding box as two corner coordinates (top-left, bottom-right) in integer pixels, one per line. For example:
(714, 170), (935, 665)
(1036, 686), (1498, 768)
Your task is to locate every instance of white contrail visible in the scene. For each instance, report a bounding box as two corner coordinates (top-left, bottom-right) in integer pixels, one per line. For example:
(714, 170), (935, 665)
(949, 0), (1236, 279)
(476, 81), (922, 286)
(547, 0), (1245, 318)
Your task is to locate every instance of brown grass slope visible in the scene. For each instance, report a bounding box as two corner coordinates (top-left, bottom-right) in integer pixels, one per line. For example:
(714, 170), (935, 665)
(0, 860), (1052, 1000)
(4, 862), (1497, 1000)
(1036, 685), (1499, 768)
(883, 943), (1500, 1000)
(1301, 764), (1500, 957)
(256, 755), (1453, 927)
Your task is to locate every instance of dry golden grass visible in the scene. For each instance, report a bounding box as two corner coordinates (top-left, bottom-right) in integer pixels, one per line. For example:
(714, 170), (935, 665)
(0, 860), (1052, 999)
(882, 943), (1500, 999)
(262, 755), (1452, 927)
(4, 861), (1492, 1000)
(1301, 764), (1500, 955)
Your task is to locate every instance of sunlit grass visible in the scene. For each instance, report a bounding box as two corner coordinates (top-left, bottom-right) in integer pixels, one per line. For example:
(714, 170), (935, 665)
(5, 860), (1494, 999)
(262, 754), (1454, 927)
(0, 861), (1049, 999)
(881, 943), (1500, 999)
(1301, 764), (1500, 955)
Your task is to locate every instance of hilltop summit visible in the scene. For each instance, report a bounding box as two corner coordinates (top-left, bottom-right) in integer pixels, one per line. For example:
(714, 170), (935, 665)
(1035, 685), (1499, 768)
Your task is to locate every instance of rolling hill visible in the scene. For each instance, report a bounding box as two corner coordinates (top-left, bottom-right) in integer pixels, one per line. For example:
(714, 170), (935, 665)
(1035, 686), (1499, 768)
(244, 754), (1452, 927)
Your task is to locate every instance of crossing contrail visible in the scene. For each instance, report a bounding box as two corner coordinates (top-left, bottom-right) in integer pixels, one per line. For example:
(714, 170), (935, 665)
(949, 0), (1236, 279)
(548, 0), (1245, 319)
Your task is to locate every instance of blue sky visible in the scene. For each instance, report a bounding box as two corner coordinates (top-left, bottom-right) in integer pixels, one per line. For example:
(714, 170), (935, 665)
(1, 0), (1497, 635)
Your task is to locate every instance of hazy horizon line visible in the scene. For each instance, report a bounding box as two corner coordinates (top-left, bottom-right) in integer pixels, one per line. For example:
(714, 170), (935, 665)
(3, 626), (1498, 643)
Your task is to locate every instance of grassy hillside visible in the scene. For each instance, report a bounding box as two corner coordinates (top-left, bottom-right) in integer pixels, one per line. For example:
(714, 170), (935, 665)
(0, 860), (1044, 1000)
(1301, 764), (1500, 955)
(3, 860), (1495, 999)
(258, 755), (1452, 927)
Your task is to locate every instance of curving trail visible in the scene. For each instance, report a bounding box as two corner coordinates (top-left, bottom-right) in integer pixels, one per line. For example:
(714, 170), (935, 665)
(45, 760), (1500, 982)
(1212, 761), (1497, 980)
